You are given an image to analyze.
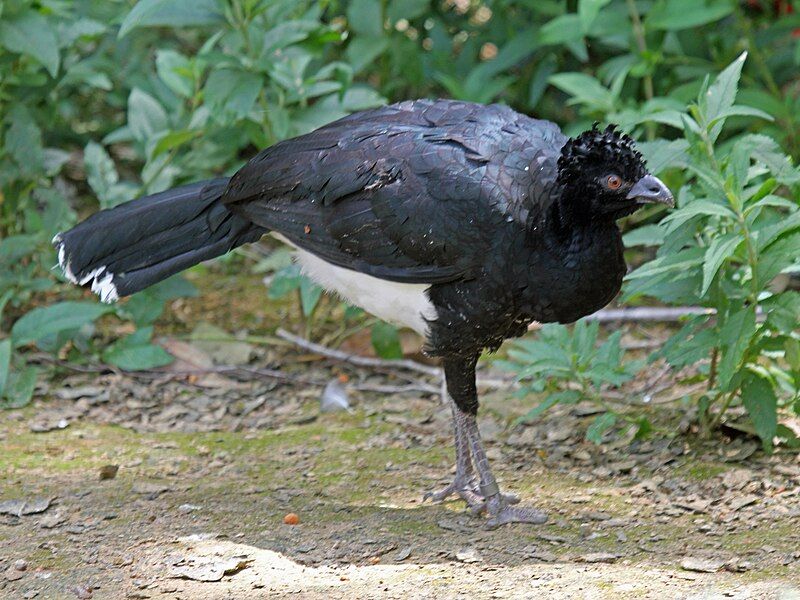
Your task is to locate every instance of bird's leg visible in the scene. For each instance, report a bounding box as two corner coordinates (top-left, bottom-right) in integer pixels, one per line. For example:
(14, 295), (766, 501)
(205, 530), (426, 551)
(461, 410), (548, 528)
(423, 379), (484, 507)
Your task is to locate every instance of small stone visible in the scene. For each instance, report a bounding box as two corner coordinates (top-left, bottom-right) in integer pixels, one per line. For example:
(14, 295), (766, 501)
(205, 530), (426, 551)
(455, 548), (482, 563)
(729, 494), (758, 511)
(14, 560), (28, 572)
(395, 547), (412, 561)
(680, 557), (725, 573)
(581, 552), (618, 563)
(99, 465), (119, 481)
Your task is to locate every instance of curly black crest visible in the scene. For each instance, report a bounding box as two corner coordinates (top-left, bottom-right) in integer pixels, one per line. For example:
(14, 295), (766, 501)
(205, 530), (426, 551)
(558, 124), (646, 182)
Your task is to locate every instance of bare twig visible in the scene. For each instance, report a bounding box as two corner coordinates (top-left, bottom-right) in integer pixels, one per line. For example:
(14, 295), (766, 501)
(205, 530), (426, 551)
(275, 327), (441, 377)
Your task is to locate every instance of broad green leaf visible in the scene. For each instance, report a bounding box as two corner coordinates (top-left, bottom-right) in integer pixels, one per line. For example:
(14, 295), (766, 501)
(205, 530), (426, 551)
(586, 412), (616, 444)
(4, 104), (44, 177)
(347, 0), (383, 37)
(387, 0), (430, 22)
(757, 233), (800, 288)
(204, 69), (263, 123)
(345, 36), (389, 74)
(371, 322), (403, 359)
(708, 105), (773, 126)
(740, 372), (777, 451)
(549, 72), (616, 113)
(11, 302), (112, 348)
(717, 307), (757, 391)
(701, 234), (741, 296)
(128, 88), (169, 143)
(268, 265), (302, 299)
(1, 367), (38, 408)
(539, 14), (584, 46)
(0, 339), (10, 399)
(103, 343), (174, 371)
(118, 0), (224, 37)
(0, 10), (60, 76)
(155, 49), (194, 98)
(622, 224), (664, 248)
(637, 139), (690, 174)
(625, 247), (705, 280)
(578, 0), (612, 32)
(647, 0), (734, 31)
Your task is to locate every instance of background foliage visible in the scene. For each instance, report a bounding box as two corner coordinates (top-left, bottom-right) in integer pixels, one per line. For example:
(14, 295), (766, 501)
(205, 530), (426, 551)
(0, 0), (798, 449)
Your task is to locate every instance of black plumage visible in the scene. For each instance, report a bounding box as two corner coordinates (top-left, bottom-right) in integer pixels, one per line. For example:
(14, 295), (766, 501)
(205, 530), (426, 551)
(54, 99), (673, 526)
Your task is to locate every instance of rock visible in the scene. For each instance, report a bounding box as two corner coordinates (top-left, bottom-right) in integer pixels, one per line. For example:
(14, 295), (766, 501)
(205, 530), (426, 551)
(581, 552), (618, 563)
(455, 548), (482, 563)
(680, 557), (725, 573)
(99, 465), (119, 481)
(39, 512), (66, 529)
(171, 556), (252, 582)
(395, 547), (412, 561)
(0, 497), (52, 516)
(729, 494), (758, 511)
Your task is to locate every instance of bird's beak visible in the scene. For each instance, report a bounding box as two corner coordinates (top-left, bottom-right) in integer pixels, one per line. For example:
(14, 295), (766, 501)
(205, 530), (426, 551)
(627, 174), (674, 207)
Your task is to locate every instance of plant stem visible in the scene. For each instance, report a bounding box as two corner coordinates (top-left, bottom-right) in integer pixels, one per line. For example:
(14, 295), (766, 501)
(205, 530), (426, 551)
(708, 390), (736, 430)
(708, 346), (718, 390)
(626, 0), (656, 139)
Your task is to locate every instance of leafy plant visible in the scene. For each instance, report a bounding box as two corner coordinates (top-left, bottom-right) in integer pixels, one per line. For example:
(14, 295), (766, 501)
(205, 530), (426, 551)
(497, 321), (643, 443)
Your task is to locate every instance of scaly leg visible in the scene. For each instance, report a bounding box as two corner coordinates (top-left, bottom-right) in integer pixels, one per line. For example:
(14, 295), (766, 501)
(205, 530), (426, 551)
(425, 378), (520, 509)
(461, 409), (547, 528)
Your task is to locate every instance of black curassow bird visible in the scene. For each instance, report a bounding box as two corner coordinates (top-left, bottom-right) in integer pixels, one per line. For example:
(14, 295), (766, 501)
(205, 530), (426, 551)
(54, 99), (673, 527)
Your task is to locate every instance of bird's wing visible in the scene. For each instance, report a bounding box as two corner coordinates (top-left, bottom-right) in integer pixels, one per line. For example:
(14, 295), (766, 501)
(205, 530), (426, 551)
(222, 99), (565, 284)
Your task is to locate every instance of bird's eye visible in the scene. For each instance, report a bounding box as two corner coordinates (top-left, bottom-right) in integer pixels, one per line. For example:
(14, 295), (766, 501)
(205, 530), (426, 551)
(606, 175), (622, 190)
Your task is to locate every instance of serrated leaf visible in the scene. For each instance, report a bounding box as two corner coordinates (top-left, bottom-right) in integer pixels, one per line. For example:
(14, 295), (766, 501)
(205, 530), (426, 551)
(155, 49), (194, 98)
(703, 51), (747, 137)
(586, 412), (616, 444)
(701, 234), (741, 295)
(11, 302), (112, 348)
(118, 0), (224, 38)
(740, 373), (777, 452)
(515, 390), (582, 425)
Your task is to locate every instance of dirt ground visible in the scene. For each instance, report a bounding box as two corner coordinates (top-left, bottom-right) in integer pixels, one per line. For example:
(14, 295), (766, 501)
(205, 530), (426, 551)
(2, 276), (800, 599)
(2, 364), (800, 600)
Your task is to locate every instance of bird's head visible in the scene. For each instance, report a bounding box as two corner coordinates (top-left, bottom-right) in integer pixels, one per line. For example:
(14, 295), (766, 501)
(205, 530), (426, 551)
(557, 124), (674, 221)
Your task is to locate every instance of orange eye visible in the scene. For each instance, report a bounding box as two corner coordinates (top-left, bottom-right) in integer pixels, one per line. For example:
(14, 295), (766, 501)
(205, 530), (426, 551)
(607, 175), (622, 190)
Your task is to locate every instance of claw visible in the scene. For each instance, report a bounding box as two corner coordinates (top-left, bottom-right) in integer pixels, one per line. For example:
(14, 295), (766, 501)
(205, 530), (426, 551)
(483, 495), (548, 529)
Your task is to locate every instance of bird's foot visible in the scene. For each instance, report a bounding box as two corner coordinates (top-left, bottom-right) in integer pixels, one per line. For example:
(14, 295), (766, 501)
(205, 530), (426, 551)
(482, 492), (548, 529)
(424, 477), (521, 509)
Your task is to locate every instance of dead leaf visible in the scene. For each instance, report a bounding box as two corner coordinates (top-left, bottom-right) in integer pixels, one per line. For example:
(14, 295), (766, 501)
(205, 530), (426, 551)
(190, 323), (253, 366)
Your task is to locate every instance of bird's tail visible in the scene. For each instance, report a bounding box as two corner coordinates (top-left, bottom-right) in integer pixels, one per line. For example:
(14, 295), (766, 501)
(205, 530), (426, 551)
(53, 177), (266, 302)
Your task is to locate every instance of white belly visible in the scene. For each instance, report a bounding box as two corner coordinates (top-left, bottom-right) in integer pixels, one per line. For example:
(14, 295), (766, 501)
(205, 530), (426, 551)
(273, 235), (437, 336)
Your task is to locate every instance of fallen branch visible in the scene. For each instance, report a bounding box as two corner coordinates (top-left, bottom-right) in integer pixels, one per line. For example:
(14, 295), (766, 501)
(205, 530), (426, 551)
(275, 328), (441, 377)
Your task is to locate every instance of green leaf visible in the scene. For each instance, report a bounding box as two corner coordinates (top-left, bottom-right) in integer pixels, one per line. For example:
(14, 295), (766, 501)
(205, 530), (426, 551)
(578, 0), (612, 32)
(299, 277), (323, 317)
(1, 367), (38, 408)
(0, 339), (10, 399)
(387, 0), (430, 22)
(155, 49), (194, 98)
(703, 51), (747, 135)
(515, 390), (581, 425)
(118, 0), (224, 38)
(151, 129), (199, 159)
(347, 0), (383, 37)
(701, 234), (741, 296)
(11, 302), (112, 348)
(740, 372), (777, 451)
(267, 265), (302, 299)
(717, 307), (757, 390)
(128, 88), (169, 143)
(204, 69), (263, 123)
(103, 342), (174, 371)
(549, 72), (616, 113)
(623, 224), (664, 248)
(647, 0), (734, 31)
(637, 139), (690, 175)
(3, 104), (44, 177)
(0, 10), (60, 76)
(539, 14), (584, 46)
(586, 412), (616, 444)
(371, 322), (403, 359)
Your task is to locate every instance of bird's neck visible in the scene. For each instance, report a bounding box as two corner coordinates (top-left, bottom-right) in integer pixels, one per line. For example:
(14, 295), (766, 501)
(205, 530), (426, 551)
(545, 184), (617, 238)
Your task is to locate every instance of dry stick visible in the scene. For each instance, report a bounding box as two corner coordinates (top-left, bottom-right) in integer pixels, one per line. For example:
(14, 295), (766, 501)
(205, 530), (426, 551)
(275, 327), (441, 377)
